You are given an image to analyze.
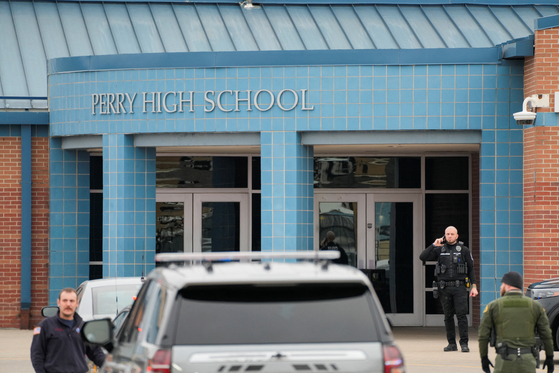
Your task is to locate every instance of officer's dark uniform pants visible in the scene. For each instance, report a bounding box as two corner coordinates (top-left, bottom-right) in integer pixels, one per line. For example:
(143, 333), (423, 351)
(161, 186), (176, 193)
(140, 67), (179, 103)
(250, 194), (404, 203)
(439, 285), (468, 345)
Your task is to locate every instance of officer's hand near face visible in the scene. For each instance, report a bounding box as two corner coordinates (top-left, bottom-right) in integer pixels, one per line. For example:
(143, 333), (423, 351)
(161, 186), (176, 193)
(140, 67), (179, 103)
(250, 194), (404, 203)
(481, 356), (493, 373)
(433, 237), (444, 247)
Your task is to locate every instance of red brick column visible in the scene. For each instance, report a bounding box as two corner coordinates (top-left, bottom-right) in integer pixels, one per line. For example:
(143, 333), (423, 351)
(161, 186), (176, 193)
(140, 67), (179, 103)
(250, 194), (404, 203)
(30, 137), (50, 328)
(0, 135), (49, 329)
(523, 26), (559, 288)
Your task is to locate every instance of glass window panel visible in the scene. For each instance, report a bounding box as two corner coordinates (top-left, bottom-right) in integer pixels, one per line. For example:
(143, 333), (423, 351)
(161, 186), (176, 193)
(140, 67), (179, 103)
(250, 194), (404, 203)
(90, 156), (103, 190)
(156, 156), (248, 188)
(92, 284), (143, 318)
(425, 157), (469, 190)
(251, 194), (261, 252)
(89, 265), (102, 281)
(89, 193), (103, 262)
(175, 283), (378, 344)
(156, 202), (185, 254)
(374, 202), (413, 314)
(424, 193), (469, 247)
(318, 202), (357, 267)
(314, 157), (420, 188)
(252, 157), (261, 190)
(202, 202), (240, 252)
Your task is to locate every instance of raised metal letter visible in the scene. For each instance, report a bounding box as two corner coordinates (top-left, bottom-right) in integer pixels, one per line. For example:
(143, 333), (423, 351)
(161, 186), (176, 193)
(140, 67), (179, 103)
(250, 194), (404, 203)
(277, 89), (298, 111)
(253, 90), (274, 112)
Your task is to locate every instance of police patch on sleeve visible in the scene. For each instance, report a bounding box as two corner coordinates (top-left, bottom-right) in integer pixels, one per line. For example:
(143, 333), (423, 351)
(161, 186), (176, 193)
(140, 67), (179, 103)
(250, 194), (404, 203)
(483, 305), (489, 313)
(33, 327), (41, 335)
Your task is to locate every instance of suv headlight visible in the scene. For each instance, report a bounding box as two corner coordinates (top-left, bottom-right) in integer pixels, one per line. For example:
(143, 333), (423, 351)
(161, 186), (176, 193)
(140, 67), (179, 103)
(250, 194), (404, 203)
(530, 288), (559, 299)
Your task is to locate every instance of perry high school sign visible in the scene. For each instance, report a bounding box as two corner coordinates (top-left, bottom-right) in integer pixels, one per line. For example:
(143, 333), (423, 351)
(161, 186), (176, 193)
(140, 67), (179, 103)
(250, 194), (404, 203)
(91, 89), (314, 115)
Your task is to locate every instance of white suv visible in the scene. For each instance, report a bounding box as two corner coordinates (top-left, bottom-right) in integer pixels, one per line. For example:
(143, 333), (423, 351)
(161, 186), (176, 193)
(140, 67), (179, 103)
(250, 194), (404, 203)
(82, 252), (405, 373)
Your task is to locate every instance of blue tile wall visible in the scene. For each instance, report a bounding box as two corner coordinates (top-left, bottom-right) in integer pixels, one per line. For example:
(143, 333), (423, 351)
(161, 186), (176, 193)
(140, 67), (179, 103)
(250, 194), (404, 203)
(49, 61), (526, 315)
(261, 131), (314, 251)
(49, 64), (522, 136)
(478, 64), (524, 313)
(0, 125), (49, 137)
(49, 139), (90, 305)
(102, 134), (156, 278)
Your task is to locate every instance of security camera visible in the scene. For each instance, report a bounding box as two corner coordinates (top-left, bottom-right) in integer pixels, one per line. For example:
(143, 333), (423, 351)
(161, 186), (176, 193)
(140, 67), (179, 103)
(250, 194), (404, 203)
(513, 95), (543, 125)
(513, 110), (537, 125)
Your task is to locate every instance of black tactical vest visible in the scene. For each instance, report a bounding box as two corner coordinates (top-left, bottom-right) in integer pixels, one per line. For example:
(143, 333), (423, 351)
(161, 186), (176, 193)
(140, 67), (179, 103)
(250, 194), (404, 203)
(435, 242), (468, 280)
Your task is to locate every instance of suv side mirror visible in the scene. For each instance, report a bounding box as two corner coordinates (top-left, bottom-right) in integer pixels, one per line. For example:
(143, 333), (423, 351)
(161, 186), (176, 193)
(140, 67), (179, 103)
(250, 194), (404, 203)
(41, 306), (59, 318)
(81, 319), (114, 349)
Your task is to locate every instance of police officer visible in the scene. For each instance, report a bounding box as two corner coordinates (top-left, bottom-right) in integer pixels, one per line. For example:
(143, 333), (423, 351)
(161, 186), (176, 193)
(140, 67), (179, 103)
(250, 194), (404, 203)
(419, 226), (478, 352)
(30, 288), (106, 373)
(478, 271), (554, 373)
(320, 230), (349, 265)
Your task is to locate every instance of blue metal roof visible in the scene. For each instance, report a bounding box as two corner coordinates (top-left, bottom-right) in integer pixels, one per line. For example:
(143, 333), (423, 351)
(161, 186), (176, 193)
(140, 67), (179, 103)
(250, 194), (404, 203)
(1, 0), (558, 109)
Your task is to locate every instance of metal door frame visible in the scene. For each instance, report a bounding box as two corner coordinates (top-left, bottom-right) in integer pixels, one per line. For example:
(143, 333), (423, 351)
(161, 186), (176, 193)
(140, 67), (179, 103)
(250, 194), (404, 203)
(314, 192), (423, 326)
(367, 193), (422, 326)
(156, 192), (249, 252)
(193, 193), (249, 252)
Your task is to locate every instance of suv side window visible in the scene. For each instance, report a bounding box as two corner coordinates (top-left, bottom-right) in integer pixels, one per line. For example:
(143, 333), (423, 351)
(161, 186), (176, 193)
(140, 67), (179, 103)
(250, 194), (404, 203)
(119, 279), (155, 344)
(145, 285), (167, 344)
(76, 285), (84, 304)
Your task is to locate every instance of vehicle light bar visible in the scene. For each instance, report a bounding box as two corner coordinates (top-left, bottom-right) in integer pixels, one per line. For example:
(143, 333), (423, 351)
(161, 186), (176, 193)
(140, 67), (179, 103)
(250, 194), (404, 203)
(155, 251), (340, 262)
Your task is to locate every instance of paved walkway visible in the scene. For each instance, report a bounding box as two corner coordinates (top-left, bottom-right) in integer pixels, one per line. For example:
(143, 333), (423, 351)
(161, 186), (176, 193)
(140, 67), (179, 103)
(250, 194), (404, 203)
(1, 326), (549, 373)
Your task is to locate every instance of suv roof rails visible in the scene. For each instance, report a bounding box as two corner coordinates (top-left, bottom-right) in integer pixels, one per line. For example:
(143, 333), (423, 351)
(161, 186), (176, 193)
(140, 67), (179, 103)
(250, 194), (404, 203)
(155, 250), (340, 264)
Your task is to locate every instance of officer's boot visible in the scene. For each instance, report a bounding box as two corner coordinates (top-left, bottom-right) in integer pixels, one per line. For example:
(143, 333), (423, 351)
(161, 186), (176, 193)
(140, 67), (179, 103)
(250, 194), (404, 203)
(444, 343), (458, 352)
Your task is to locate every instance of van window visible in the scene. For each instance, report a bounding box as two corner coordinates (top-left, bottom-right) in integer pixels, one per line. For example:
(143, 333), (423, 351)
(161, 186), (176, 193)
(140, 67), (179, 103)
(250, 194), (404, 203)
(174, 283), (378, 345)
(92, 284), (142, 318)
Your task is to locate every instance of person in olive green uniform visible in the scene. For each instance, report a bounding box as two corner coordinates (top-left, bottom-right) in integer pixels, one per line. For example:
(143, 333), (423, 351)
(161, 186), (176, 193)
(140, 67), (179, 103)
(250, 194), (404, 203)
(478, 271), (554, 373)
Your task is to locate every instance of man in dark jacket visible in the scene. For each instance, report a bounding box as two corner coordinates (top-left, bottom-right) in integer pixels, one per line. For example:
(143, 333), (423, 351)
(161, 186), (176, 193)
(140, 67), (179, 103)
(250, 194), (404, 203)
(30, 288), (106, 373)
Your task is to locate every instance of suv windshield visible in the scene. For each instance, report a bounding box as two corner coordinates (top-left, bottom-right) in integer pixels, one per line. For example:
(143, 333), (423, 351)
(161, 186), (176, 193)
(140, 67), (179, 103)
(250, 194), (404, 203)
(174, 283), (379, 345)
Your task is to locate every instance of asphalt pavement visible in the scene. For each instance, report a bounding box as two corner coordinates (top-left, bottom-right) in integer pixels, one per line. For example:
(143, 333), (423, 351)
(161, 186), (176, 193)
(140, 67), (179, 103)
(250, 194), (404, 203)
(1, 326), (551, 373)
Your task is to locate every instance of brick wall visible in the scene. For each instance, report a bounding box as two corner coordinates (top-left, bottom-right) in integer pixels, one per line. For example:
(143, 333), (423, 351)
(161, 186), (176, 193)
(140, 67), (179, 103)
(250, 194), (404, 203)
(523, 26), (559, 287)
(0, 136), (49, 328)
(524, 27), (559, 113)
(523, 127), (559, 286)
(31, 138), (50, 328)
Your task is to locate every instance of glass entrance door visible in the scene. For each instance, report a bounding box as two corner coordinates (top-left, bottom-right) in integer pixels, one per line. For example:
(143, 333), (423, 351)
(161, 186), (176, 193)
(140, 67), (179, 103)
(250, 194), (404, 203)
(193, 194), (249, 252)
(367, 194), (422, 325)
(156, 193), (249, 254)
(315, 193), (422, 326)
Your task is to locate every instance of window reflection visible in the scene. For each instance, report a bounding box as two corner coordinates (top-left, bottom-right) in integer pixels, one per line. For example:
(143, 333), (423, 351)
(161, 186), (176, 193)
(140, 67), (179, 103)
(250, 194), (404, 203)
(318, 202), (357, 267)
(202, 202), (240, 252)
(156, 156), (248, 188)
(373, 202), (414, 314)
(156, 202), (185, 254)
(314, 157), (420, 188)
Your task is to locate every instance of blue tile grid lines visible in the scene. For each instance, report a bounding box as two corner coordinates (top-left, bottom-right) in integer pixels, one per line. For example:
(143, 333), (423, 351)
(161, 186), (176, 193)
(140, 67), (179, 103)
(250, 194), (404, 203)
(0, 125), (49, 137)
(261, 131), (314, 252)
(49, 64), (524, 135)
(102, 134), (156, 279)
(49, 139), (90, 304)
(48, 62), (527, 314)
